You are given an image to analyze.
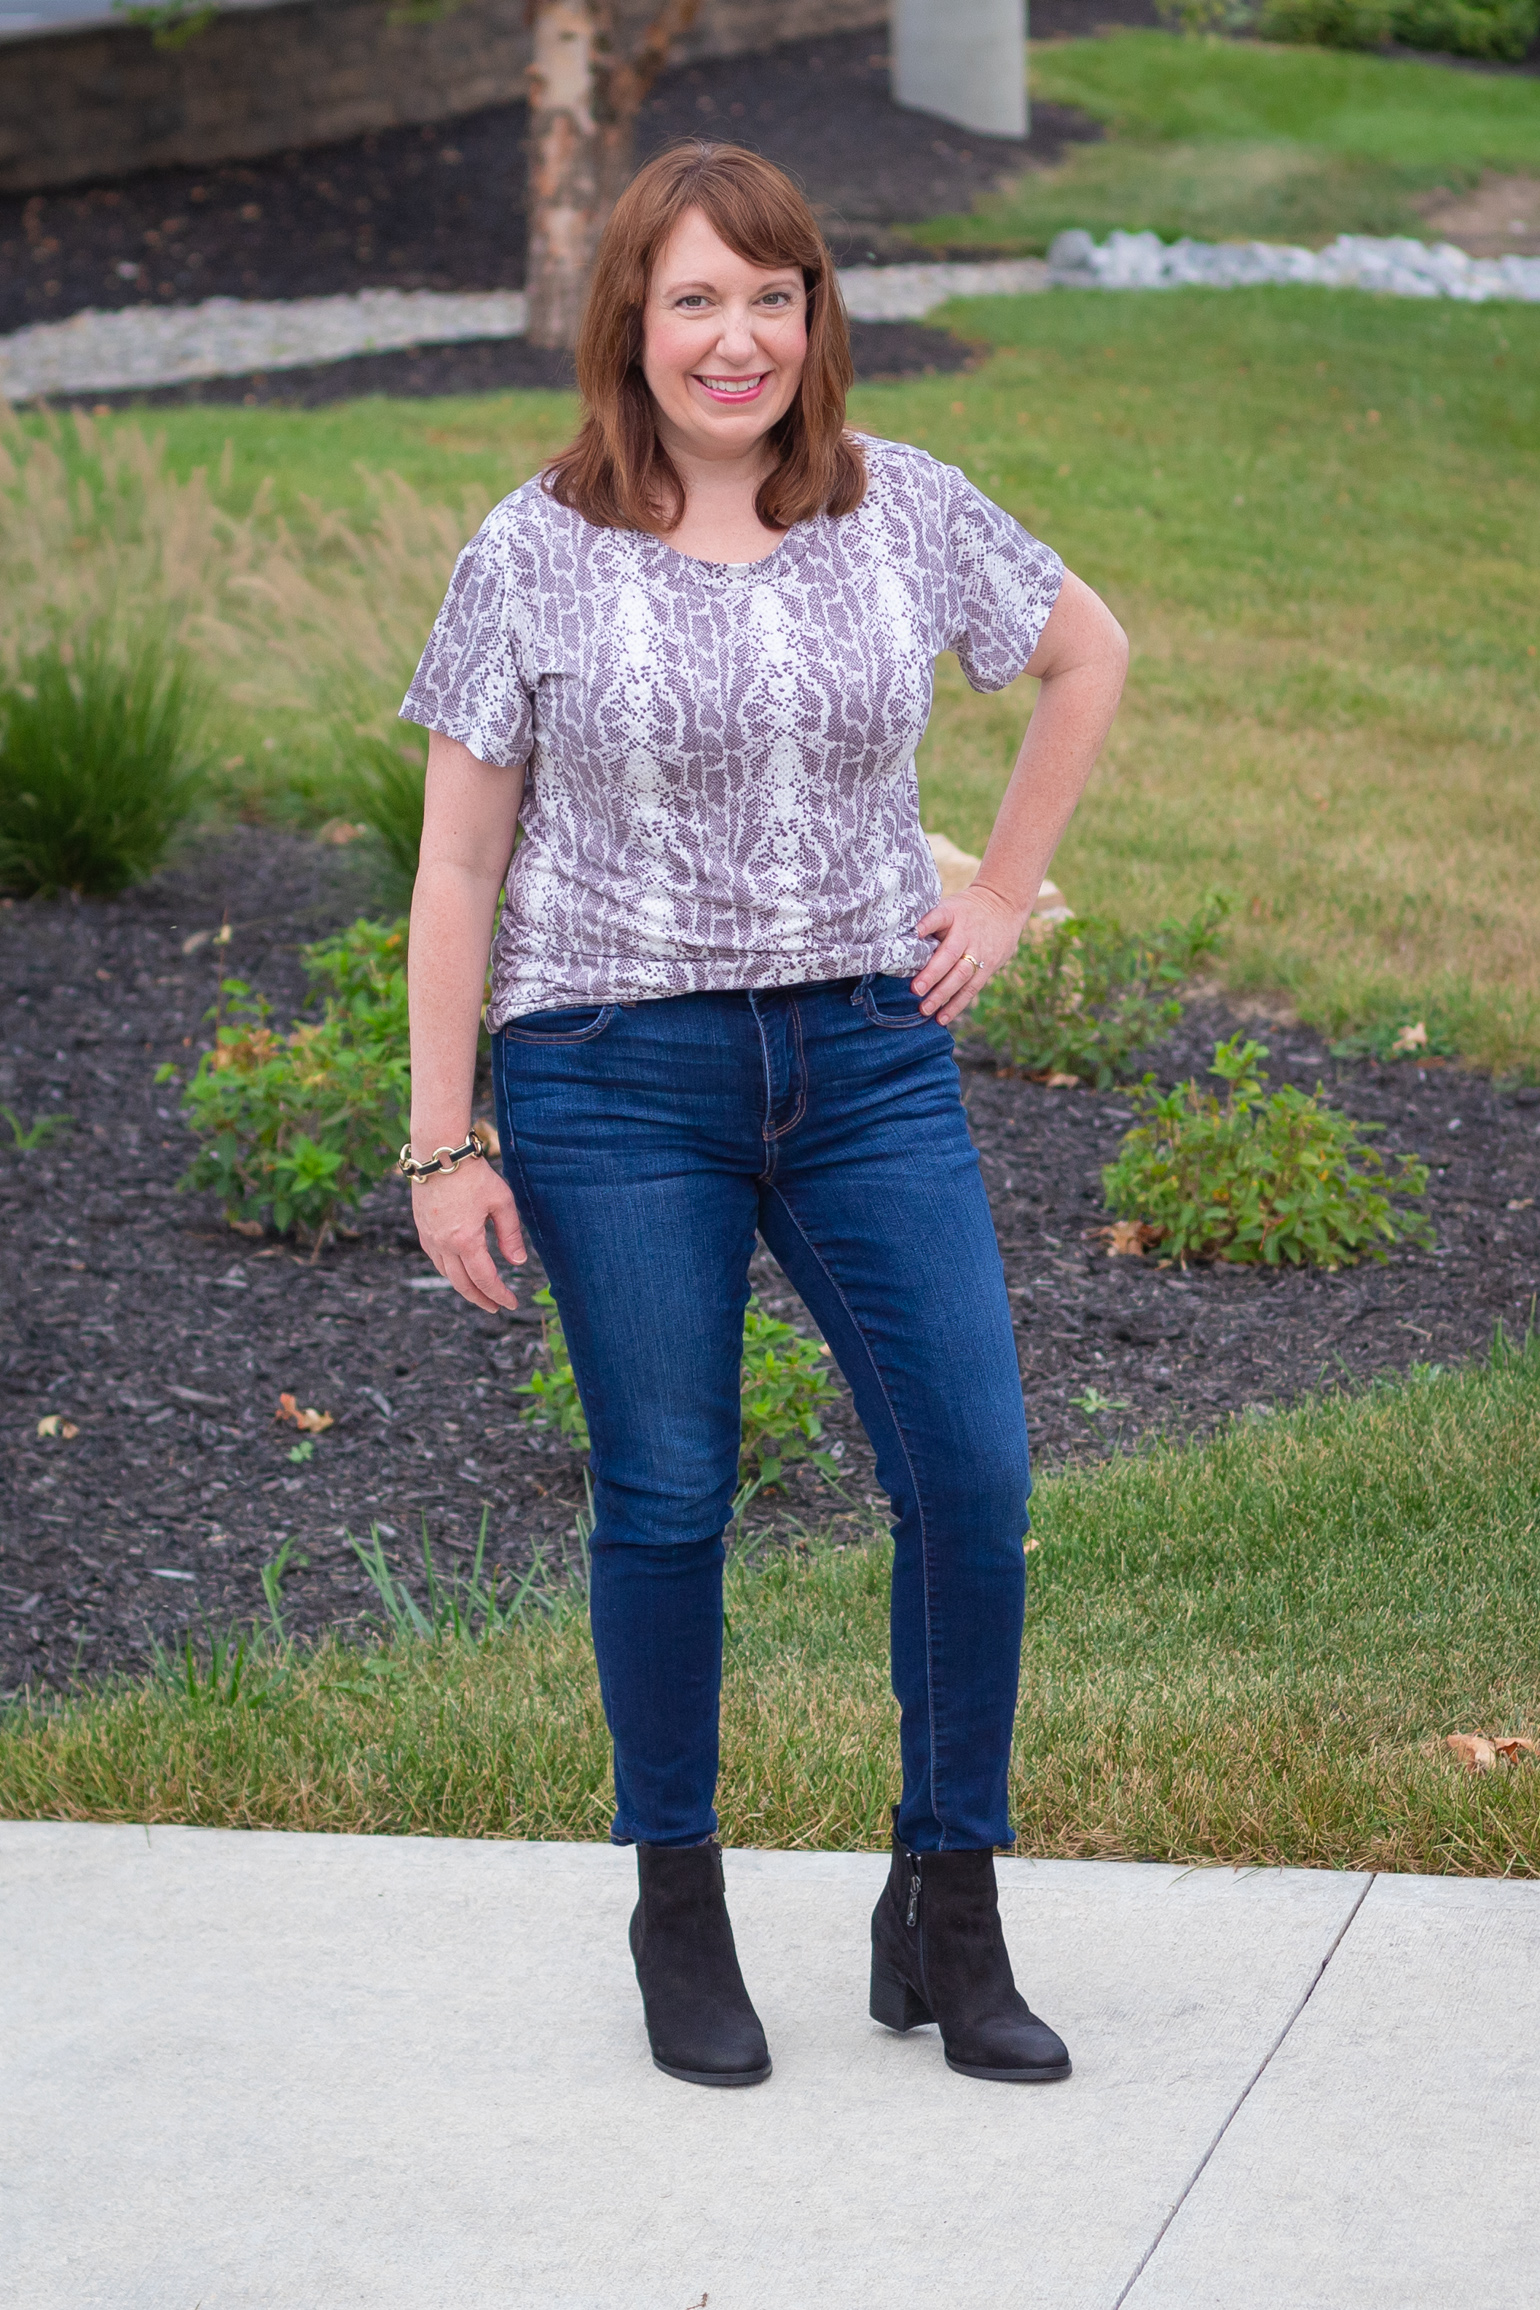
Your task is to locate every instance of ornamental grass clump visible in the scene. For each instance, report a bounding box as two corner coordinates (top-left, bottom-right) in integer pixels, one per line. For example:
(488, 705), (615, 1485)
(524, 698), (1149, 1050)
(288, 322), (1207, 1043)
(1102, 1035), (1433, 1269)
(338, 729), (428, 908)
(0, 632), (205, 897)
(518, 1291), (842, 1506)
(969, 896), (1228, 1088)
(176, 917), (409, 1249)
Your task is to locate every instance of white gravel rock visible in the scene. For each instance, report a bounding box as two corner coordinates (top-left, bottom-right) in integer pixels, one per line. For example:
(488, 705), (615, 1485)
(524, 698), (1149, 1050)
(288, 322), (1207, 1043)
(4, 233), (1536, 404)
(0, 268), (1053, 401)
(835, 258), (1050, 319)
(1048, 228), (1540, 304)
(0, 288), (529, 403)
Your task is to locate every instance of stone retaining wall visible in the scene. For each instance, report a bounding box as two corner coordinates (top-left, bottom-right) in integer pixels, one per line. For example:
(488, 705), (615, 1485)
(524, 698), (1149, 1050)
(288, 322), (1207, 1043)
(0, 0), (887, 195)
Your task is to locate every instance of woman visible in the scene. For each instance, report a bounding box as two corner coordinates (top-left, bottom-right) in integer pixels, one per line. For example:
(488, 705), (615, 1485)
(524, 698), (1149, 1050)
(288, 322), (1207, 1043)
(400, 144), (1127, 2090)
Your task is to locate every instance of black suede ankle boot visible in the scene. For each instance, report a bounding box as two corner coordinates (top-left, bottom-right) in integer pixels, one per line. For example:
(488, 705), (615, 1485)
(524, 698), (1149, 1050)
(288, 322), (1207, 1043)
(870, 1814), (1071, 2082)
(629, 1840), (772, 2088)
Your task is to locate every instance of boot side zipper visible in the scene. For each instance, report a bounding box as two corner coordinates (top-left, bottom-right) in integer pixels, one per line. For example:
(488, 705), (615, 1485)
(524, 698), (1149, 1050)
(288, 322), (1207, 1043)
(906, 1866), (921, 1929)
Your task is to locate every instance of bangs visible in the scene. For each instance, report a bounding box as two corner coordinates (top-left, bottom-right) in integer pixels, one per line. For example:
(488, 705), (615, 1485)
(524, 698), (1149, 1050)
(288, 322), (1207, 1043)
(543, 142), (866, 537)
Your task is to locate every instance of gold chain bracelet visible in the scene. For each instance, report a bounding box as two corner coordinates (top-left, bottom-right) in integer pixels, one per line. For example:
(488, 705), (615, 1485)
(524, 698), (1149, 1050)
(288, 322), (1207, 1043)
(396, 1125), (489, 1184)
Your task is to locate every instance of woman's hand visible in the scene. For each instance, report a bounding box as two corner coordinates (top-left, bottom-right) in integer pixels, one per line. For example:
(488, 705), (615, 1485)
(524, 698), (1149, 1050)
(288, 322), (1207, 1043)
(911, 573), (1129, 1029)
(412, 1158), (527, 1313)
(912, 882), (1030, 1027)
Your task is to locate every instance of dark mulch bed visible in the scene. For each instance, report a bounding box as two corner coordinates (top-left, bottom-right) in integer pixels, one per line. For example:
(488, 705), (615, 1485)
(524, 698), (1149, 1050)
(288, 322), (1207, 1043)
(0, 22), (1115, 339)
(3, 826), (1538, 1697)
(62, 316), (981, 415)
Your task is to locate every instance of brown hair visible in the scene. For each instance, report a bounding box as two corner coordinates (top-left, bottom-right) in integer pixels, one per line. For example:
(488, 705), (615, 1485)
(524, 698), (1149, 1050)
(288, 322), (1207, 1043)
(543, 142), (866, 536)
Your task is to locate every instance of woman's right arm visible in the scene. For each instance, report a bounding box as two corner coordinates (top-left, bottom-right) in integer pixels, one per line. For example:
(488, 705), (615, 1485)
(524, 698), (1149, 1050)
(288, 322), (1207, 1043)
(406, 729), (528, 1312)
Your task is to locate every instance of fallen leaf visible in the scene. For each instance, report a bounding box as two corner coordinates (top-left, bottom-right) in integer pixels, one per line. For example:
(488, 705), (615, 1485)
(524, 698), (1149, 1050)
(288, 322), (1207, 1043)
(227, 1216), (264, 1238)
(1493, 1736), (1538, 1761)
(317, 819), (367, 846)
(1043, 1071), (1081, 1090)
(36, 1413), (78, 1439)
(1103, 1220), (1159, 1258)
(1507, 1197), (1534, 1212)
(1390, 1020), (1429, 1056)
(1446, 1733), (1498, 1771)
(276, 1392), (334, 1434)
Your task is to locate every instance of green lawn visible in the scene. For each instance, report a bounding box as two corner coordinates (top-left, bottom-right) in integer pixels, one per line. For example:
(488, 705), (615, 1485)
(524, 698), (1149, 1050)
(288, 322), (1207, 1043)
(912, 31), (1540, 250)
(5, 273), (1537, 1069)
(6, 1341), (1538, 1875)
(908, 288), (1540, 1073)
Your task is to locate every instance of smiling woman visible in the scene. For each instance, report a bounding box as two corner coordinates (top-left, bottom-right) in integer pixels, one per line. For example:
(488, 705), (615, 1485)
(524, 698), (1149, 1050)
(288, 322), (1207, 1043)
(543, 142), (864, 549)
(397, 141), (1127, 2100)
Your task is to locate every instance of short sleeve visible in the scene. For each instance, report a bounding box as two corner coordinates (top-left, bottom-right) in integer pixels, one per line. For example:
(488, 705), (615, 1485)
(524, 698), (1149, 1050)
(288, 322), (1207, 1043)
(941, 465), (1064, 693)
(399, 508), (535, 769)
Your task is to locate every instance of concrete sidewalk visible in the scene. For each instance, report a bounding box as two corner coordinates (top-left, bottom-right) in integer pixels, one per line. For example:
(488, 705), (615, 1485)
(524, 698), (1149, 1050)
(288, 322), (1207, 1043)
(3, 1824), (1536, 2308)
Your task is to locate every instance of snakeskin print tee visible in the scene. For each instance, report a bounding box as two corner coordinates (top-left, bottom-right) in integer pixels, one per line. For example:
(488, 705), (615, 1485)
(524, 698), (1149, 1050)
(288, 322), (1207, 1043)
(401, 433), (1064, 1026)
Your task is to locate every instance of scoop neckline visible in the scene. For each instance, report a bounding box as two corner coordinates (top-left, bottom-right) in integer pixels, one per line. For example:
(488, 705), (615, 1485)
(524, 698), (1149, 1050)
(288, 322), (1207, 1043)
(635, 517), (815, 587)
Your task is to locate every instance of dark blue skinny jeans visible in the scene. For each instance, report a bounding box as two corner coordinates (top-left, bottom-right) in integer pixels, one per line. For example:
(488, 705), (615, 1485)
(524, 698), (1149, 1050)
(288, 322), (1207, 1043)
(490, 974), (1030, 1854)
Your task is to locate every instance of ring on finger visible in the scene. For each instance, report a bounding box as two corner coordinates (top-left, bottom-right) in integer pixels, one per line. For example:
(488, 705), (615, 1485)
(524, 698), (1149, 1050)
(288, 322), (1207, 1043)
(963, 952), (983, 975)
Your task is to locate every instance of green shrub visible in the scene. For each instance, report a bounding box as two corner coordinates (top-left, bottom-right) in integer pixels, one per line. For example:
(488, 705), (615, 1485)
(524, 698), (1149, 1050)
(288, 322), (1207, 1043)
(737, 1306), (843, 1496)
(1256, 0), (1393, 46)
(174, 917), (409, 1248)
(338, 728), (426, 909)
(299, 914), (410, 1045)
(1102, 1035), (1433, 1268)
(515, 1290), (593, 1449)
(1256, 0), (1537, 55)
(0, 632), (204, 897)
(1155, 0), (1259, 30)
(968, 896), (1228, 1089)
(517, 1290), (842, 1504)
(1390, 0), (1538, 59)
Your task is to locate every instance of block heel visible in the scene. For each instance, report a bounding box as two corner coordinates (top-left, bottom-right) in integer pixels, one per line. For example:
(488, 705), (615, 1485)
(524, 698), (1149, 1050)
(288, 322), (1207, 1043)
(870, 1952), (933, 2033)
(868, 1811), (1073, 2082)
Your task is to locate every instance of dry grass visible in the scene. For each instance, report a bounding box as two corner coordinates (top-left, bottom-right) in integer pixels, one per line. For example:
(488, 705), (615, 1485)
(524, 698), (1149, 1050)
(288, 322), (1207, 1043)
(0, 406), (492, 817)
(0, 407), (237, 667)
(6, 1343), (1539, 1875)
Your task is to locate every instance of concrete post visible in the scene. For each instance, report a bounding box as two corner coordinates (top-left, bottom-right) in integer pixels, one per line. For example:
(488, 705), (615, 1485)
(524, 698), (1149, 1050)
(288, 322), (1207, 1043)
(890, 0), (1027, 142)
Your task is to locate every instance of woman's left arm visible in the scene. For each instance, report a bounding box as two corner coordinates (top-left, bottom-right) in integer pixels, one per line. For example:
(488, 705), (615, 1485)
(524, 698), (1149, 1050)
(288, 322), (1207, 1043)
(912, 571), (1129, 1025)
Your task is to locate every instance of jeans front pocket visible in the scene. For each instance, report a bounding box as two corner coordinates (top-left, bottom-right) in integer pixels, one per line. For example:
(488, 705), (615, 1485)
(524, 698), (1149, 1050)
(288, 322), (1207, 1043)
(858, 973), (934, 1031)
(501, 1003), (618, 1045)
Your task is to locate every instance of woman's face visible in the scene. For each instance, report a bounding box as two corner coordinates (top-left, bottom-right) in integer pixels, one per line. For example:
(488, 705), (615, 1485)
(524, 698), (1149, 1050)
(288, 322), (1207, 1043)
(640, 206), (809, 464)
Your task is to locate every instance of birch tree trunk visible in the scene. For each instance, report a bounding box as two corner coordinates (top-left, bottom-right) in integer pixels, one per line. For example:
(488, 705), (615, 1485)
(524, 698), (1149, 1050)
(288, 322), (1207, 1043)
(525, 0), (704, 353)
(525, 0), (604, 351)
